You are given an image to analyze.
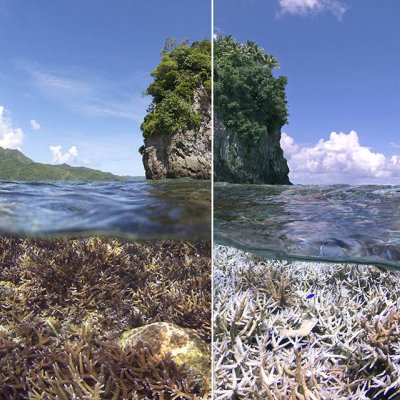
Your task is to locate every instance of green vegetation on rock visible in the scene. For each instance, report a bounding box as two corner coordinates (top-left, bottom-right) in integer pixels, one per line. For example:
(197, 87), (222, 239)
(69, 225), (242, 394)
(214, 35), (288, 144)
(141, 38), (211, 137)
(0, 147), (125, 182)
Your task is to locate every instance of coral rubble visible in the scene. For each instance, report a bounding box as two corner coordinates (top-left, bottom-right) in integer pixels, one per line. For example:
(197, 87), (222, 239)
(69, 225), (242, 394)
(213, 245), (400, 399)
(0, 236), (211, 399)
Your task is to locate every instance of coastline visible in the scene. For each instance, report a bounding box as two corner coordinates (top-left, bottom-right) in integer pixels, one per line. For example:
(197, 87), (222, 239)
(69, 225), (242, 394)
(213, 245), (400, 399)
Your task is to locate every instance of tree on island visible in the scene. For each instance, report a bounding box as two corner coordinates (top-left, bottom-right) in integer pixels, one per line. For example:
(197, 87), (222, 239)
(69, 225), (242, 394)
(140, 37), (211, 140)
(214, 35), (288, 144)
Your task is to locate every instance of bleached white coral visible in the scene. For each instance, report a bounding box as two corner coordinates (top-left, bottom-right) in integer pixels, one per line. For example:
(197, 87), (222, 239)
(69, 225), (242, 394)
(213, 245), (400, 399)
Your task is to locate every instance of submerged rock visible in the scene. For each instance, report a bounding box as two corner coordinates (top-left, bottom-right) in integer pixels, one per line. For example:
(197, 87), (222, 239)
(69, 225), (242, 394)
(0, 280), (16, 294)
(142, 87), (211, 180)
(214, 117), (291, 184)
(120, 322), (210, 378)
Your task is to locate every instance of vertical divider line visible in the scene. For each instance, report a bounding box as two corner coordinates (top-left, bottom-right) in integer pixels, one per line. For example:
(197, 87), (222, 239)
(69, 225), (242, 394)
(210, 0), (215, 396)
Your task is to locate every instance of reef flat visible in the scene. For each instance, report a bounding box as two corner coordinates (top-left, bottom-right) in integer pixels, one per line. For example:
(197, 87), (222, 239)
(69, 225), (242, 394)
(0, 237), (211, 399)
(213, 245), (400, 399)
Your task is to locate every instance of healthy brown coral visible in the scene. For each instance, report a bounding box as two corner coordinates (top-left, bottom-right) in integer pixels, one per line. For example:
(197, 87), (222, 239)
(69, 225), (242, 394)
(0, 236), (211, 399)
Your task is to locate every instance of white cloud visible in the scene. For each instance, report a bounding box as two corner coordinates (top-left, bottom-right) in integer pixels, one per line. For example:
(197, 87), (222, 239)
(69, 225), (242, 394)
(49, 145), (78, 164)
(17, 62), (147, 122)
(30, 119), (41, 130)
(278, 0), (347, 19)
(29, 69), (92, 95)
(0, 105), (24, 150)
(213, 26), (223, 40)
(281, 130), (400, 184)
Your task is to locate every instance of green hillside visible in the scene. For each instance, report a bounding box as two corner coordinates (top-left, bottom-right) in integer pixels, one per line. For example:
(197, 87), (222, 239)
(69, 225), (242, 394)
(0, 147), (125, 182)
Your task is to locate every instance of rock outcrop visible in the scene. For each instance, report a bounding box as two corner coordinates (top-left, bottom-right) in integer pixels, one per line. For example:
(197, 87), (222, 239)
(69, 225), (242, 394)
(142, 87), (211, 180)
(214, 117), (291, 184)
(120, 322), (210, 381)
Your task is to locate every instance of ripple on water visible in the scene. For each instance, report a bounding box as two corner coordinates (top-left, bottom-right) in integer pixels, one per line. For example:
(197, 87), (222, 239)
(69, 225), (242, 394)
(214, 183), (400, 269)
(0, 179), (211, 240)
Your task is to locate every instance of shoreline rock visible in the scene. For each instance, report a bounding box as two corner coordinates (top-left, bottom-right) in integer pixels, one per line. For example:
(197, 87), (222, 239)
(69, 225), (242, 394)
(214, 117), (291, 184)
(142, 87), (211, 180)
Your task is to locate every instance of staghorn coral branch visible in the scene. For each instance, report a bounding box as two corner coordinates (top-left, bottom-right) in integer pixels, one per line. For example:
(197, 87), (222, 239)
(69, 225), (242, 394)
(213, 245), (400, 399)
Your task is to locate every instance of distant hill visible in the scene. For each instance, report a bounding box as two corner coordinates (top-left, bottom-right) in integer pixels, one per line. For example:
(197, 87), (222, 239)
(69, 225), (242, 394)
(0, 147), (126, 182)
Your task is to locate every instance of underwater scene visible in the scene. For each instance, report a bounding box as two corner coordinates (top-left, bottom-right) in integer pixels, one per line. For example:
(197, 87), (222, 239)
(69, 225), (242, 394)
(0, 180), (211, 399)
(213, 184), (400, 399)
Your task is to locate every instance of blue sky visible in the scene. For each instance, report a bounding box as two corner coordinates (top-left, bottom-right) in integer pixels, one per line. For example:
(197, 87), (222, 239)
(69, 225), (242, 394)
(0, 0), (210, 176)
(215, 0), (400, 184)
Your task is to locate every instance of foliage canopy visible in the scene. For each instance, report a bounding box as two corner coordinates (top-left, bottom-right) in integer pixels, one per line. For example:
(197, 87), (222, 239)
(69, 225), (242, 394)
(141, 38), (211, 137)
(141, 38), (211, 136)
(214, 35), (288, 144)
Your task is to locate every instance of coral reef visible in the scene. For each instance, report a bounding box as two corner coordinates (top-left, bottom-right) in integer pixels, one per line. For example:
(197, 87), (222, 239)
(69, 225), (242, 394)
(0, 236), (211, 399)
(213, 245), (400, 399)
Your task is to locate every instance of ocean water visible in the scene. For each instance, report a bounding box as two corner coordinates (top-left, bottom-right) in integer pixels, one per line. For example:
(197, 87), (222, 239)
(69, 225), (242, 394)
(214, 183), (400, 269)
(0, 179), (210, 239)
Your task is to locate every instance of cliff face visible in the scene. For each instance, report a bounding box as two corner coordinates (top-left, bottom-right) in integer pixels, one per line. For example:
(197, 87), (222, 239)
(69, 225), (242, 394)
(142, 87), (211, 180)
(214, 117), (291, 184)
(213, 35), (291, 185)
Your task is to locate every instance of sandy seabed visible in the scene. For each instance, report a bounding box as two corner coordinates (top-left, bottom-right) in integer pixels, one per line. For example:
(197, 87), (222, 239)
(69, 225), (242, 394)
(213, 245), (400, 400)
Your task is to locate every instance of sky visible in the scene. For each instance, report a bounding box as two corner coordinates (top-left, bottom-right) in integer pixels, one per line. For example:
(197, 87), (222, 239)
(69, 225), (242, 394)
(215, 0), (400, 184)
(0, 0), (210, 176)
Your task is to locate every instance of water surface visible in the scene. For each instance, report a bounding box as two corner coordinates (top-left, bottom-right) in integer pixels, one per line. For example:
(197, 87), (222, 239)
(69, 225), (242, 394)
(0, 179), (210, 239)
(214, 183), (400, 269)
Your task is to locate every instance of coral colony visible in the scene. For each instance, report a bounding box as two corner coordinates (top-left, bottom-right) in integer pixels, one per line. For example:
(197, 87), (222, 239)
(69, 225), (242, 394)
(213, 245), (400, 400)
(0, 237), (211, 399)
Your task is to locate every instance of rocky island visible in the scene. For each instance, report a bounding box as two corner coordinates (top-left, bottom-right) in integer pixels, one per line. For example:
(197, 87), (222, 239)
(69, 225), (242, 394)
(140, 39), (211, 180)
(214, 36), (291, 184)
